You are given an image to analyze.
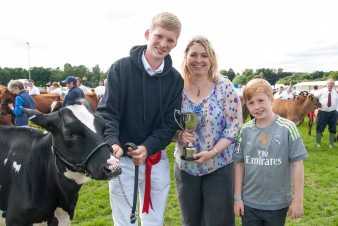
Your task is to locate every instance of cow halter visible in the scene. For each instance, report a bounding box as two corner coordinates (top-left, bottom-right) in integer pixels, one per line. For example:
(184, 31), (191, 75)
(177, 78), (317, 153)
(51, 142), (113, 178)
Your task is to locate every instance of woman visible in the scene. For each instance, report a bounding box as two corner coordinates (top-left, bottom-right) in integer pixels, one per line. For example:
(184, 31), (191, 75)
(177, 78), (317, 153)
(50, 82), (62, 95)
(173, 36), (242, 226)
(7, 80), (36, 127)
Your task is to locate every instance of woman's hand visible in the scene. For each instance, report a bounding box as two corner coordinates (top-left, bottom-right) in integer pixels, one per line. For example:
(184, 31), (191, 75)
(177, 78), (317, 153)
(193, 150), (215, 164)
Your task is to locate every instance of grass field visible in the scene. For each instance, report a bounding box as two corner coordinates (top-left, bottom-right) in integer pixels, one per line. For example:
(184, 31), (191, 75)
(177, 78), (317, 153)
(72, 123), (338, 226)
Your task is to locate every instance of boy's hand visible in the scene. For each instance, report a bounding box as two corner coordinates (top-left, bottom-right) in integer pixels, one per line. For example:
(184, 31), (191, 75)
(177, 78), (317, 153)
(111, 144), (123, 159)
(234, 200), (244, 218)
(288, 201), (304, 219)
(180, 131), (196, 144)
(129, 145), (148, 166)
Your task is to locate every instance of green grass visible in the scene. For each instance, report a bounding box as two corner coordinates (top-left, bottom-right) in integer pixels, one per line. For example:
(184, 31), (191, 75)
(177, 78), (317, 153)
(72, 123), (338, 226)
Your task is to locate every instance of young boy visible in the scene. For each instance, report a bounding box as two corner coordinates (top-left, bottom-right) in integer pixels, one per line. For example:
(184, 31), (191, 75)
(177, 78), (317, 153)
(233, 78), (307, 226)
(96, 12), (183, 226)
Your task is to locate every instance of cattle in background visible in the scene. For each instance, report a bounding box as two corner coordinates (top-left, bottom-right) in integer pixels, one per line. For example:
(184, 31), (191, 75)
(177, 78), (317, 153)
(0, 86), (14, 126)
(0, 90), (65, 126)
(85, 90), (99, 111)
(50, 95), (63, 113)
(0, 88), (16, 126)
(31, 93), (64, 114)
(0, 85), (6, 92)
(50, 91), (99, 113)
(0, 100), (121, 225)
(0, 114), (12, 126)
(272, 94), (321, 131)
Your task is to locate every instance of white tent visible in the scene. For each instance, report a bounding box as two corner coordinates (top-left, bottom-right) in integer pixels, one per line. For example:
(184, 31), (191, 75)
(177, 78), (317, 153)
(293, 81), (338, 91)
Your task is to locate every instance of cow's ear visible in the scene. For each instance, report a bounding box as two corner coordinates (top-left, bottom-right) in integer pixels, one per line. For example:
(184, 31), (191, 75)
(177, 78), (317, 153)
(22, 108), (57, 130)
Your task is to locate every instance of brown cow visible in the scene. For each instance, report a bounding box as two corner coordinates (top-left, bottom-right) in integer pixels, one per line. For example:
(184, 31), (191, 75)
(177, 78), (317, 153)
(0, 86), (14, 126)
(272, 94), (321, 131)
(84, 91), (99, 112)
(50, 91), (99, 112)
(0, 90), (64, 125)
(31, 93), (64, 114)
(0, 88), (16, 126)
(0, 85), (7, 92)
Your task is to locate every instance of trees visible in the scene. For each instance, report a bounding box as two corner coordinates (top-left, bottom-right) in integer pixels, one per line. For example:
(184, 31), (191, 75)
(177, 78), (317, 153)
(0, 65), (336, 89)
(0, 64), (107, 88)
(220, 68), (236, 81)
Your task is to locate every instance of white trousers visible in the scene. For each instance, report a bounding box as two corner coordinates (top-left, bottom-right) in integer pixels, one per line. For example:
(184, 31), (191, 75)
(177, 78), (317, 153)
(109, 150), (170, 226)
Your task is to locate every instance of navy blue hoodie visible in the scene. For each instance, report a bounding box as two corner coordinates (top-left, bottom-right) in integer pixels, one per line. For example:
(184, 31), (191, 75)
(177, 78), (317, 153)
(97, 45), (184, 156)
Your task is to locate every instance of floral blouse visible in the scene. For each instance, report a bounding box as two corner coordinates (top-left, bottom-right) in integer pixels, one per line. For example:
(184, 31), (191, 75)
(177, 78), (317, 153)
(174, 77), (242, 176)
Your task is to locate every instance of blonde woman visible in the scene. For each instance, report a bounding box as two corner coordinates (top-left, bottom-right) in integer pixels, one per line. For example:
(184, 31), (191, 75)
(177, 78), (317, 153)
(173, 36), (242, 226)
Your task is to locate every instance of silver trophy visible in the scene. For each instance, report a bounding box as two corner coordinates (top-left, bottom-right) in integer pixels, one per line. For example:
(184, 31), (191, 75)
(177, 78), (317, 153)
(174, 109), (200, 161)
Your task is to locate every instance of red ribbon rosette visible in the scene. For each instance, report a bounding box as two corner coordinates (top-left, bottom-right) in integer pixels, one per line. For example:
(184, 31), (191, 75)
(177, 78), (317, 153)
(142, 151), (162, 213)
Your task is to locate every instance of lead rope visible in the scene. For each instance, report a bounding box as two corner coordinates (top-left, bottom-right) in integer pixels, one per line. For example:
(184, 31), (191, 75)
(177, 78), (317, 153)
(117, 142), (139, 224)
(117, 175), (136, 212)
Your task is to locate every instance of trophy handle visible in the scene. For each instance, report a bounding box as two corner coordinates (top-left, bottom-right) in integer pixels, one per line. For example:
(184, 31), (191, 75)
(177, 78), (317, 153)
(174, 109), (185, 130)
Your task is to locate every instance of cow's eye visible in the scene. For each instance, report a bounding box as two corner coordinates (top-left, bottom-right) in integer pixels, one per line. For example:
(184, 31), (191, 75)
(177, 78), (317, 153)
(64, 129), (81, 140)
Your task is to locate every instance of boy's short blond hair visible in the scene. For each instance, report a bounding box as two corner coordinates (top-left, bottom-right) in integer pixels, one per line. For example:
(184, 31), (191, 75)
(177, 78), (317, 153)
(243, 78), (273, 102)
(150, 12), (181, 37)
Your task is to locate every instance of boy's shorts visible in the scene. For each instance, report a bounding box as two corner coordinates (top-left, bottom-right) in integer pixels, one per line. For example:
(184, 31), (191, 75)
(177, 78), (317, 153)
(242, 205), (288, 226)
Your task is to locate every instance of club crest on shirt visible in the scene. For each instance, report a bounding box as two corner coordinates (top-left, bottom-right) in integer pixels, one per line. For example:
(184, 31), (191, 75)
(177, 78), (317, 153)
(259, 132), (269, 149)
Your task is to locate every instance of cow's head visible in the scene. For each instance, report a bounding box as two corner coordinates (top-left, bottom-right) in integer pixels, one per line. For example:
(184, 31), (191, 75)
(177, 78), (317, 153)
(308, 94), (322, 109)
(23, 99), (121, 182)
(0, 88), (16, 115)
(50, 96), (63, 113)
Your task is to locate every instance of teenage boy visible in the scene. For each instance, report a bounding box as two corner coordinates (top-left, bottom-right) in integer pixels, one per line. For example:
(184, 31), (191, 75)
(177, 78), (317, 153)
(96, 12), (183, 226)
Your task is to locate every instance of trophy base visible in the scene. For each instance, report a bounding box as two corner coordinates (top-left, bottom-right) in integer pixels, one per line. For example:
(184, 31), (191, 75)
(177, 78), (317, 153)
(181, 155), (199, 161)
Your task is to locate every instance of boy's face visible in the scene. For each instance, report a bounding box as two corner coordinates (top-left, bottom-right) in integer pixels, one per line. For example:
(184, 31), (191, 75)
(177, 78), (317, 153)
(246, 92), (274, 120)
(145, 26), (178, 61)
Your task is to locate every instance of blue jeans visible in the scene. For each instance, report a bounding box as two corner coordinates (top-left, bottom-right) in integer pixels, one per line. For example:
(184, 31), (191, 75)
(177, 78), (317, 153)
(242, 205), (288, 226)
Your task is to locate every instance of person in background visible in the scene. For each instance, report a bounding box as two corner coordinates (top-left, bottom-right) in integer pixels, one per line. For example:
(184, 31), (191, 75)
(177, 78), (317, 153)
(61, 76), (84, 108)
(315, 78), (338, 148)
(94, 79), (107, 104)
(7, 80), (36, 127)
(50, 82), (62, 95)
(310, 85), (319, 95)
(234, 78), (307, 226)
(291, 86), (299, 95)
(172, 35), (242, 226)
(76, 77), (91, 92)
(28, 79), (40, 95)
(96, 12), (183, 226)
(237, 84), (244, 97)
(273, 86), (284, 99)
(280, 86), (294, 99)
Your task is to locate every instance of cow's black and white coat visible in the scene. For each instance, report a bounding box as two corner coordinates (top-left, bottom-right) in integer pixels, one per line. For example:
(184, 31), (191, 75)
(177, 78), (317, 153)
(0, 100), (121, 225)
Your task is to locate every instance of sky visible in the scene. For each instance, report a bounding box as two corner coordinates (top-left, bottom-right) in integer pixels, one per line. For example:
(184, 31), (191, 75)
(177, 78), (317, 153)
(1, 0), (338, 75)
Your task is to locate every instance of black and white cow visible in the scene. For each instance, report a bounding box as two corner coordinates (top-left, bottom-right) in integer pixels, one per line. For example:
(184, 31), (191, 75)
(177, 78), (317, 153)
(0, 99), (121, 225)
